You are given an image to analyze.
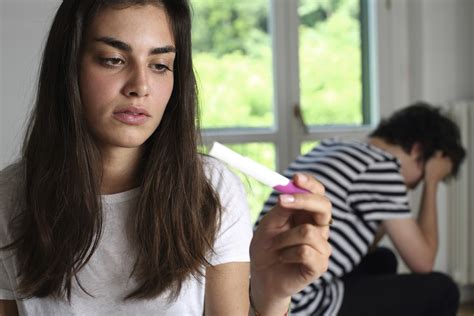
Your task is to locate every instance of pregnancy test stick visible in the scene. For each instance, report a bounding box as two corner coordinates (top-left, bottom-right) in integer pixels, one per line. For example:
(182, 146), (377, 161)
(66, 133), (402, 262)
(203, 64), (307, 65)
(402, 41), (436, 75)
(208, 142), (308, 194)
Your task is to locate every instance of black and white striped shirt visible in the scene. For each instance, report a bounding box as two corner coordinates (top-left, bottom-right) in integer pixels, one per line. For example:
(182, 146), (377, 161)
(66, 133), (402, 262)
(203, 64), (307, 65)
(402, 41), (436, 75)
(255, 140), (412, 315)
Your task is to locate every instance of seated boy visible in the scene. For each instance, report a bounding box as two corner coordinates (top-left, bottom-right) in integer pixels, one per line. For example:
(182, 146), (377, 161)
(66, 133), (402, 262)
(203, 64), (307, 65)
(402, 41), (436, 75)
(256, 102), (466, 316)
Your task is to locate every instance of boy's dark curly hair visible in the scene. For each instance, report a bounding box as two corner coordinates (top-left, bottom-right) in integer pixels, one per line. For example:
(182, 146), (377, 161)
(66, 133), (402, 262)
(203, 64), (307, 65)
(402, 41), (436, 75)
(370, 101), (466, 177)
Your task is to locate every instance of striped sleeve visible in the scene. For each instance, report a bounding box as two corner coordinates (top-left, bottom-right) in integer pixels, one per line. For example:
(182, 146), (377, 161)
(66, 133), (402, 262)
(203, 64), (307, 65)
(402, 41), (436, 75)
(347, 160), (412, 221)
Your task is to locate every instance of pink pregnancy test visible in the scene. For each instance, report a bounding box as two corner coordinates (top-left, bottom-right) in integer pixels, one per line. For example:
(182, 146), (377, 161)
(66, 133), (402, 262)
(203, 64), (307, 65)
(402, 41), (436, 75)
(208, 142), (308, 194)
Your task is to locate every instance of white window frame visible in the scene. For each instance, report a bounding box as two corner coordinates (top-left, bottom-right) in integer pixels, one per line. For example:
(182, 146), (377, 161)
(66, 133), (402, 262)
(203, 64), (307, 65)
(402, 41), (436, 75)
(202, 0), (377, 172)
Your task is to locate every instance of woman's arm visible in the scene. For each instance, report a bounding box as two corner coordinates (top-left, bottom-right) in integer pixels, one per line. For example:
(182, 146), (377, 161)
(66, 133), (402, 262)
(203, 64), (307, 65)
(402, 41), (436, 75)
(0, 300), (18, 316)
(205, 262), (250, 315)
(205, 173), (331, 315)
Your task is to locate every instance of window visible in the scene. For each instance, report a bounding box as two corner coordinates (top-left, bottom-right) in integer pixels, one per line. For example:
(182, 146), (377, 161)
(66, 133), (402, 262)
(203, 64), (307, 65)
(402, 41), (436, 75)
(298, 0), (367, 126)
(192, 0), (374, 221)
(192, 1), (273, 129)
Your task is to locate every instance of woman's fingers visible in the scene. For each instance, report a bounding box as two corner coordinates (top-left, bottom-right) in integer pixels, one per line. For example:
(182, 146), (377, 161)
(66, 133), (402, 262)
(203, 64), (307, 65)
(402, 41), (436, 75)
(271, 224), (332, 254)
(278, 190), (332, 228)
(258, 173), (332, 230)
(278, 244), (331, 279)
(293, 173), (325, 195)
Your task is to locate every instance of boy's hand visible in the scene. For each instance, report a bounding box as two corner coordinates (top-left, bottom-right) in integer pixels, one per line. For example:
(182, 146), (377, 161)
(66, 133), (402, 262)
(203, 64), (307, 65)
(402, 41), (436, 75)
(424, 151), (452, 183)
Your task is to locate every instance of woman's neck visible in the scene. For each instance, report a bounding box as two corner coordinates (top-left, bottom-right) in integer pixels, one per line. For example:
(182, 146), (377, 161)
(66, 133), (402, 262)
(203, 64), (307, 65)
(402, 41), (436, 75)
(100, 146), (143, 194)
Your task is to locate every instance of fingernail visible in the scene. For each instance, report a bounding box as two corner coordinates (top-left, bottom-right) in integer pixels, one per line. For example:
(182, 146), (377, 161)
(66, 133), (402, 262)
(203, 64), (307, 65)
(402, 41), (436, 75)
(298, 174), (308, 183)
(280, 194), (295, 204)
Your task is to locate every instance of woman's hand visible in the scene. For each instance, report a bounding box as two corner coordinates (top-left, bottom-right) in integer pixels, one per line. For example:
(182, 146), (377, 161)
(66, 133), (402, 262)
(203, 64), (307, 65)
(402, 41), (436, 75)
(249, 173), (332, 315)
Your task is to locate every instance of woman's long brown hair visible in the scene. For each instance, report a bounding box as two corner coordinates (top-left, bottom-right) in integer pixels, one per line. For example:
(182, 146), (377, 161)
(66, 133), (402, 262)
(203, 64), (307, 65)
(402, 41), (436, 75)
(2, 0), (222, 301)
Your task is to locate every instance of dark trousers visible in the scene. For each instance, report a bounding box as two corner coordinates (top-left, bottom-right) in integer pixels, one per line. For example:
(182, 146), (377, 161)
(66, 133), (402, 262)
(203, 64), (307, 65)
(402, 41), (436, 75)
(338, 247), (460, 316)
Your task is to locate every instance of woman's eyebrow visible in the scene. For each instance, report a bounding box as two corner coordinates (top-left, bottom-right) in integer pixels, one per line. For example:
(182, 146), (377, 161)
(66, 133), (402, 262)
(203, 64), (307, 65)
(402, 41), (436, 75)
(95, 36), (131, 52)
(150, 46), (176, 55)
(94, 36), (176, 55)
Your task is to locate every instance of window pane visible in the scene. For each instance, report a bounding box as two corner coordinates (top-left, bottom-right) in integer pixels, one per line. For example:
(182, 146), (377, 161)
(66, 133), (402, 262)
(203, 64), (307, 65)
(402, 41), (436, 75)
(298, 0), (364, 126)
(192, 1), (273, 129)
(204, 142), (274, 222)
(301, 140), (320, 155)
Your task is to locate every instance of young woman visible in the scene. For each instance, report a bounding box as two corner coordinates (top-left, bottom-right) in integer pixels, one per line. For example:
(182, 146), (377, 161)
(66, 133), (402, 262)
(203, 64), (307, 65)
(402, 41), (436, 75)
(0, 0), (332, 315)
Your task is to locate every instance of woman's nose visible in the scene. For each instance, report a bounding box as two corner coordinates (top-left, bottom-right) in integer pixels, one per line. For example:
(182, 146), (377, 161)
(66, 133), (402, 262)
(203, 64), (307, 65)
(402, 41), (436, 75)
(123, 67), (149, 98)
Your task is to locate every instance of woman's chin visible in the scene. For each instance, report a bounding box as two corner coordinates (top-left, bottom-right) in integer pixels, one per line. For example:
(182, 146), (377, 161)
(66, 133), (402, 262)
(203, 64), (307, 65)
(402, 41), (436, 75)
(97, 134), (150, 152)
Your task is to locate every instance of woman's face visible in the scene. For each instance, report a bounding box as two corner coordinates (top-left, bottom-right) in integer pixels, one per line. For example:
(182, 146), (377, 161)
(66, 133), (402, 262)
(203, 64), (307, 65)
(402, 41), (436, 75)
(79, 4), (175, 152)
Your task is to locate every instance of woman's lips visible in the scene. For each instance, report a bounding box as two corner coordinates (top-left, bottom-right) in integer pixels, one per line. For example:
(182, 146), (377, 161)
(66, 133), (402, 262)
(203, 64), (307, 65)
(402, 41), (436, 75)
(113, 107), (150, 126)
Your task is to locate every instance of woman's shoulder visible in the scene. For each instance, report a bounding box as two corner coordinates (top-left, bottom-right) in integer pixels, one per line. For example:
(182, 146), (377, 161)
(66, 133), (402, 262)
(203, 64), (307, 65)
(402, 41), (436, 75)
(0, 162), (23, 180)
(0, 162), (24, 193)
(0, 162), (24, 248)
(201, 155), (242, 189)
(0, 162), (24, 218)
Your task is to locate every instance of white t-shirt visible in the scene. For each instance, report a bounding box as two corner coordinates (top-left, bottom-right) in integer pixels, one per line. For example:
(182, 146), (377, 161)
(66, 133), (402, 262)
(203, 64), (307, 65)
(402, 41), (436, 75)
(0, 157), (252, 315)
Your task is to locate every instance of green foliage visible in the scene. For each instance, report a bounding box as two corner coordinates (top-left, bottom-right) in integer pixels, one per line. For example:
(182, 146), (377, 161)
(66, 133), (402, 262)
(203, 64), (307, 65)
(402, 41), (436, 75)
(194, 51), (273, 129)
(192, 0), (362, 129)
(301, 141), (321, 156)
(299, 0), (344, 27)
(299, 0), (363, 125)
(192, 1), (268, 56)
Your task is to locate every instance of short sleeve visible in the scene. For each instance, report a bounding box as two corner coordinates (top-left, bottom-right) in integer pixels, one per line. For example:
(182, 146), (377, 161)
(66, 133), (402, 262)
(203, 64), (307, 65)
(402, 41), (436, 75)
(348, 160), (412, 221)
(204, 158), (252, 266)
(0, 164), (22, 299)
(0, 259), (15, 299)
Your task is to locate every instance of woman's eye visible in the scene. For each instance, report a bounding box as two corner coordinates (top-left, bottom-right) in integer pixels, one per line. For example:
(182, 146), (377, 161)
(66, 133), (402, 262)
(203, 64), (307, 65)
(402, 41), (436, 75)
(151, 63), (172, 73)
(99, 57), (125, 67)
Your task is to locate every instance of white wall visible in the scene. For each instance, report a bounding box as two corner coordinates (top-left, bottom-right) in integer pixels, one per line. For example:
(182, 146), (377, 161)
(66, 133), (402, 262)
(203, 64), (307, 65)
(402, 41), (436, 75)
(376, 0), (474, 299)
(424, 0), (473, 275)
(377, 0), (474, 115)
(410, 0), (473, 103)
(0, 0), (59, 169)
